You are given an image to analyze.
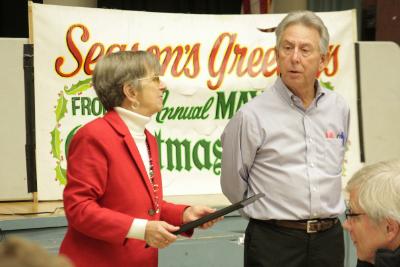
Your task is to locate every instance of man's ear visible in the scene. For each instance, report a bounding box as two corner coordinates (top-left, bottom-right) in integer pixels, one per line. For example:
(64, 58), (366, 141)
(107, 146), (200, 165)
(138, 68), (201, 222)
(275, 47), (279, 60)
(385, 218), (400, 241)
(318, 53), (328, 72)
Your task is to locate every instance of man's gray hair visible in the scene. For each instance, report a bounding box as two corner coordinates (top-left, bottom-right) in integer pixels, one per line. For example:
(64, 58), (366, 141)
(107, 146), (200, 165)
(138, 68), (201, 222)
(275, 10), (330, 55)
(345, 159), (400, 223)
(92, 51), (161, 111)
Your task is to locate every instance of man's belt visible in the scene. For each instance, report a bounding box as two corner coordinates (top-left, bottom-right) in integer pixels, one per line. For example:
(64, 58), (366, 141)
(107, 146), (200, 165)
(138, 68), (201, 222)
(252, 218), (339, 234)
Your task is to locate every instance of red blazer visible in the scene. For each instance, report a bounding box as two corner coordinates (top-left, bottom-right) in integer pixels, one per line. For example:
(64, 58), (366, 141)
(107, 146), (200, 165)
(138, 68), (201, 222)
(59, 110), (190, 267)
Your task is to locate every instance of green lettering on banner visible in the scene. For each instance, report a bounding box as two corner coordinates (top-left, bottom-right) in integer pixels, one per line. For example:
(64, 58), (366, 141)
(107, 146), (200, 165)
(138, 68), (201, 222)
(91, 98), (103, 116)
(81, 97), (91, 115)
(212, 139), (222, 175)
(215, 91), (237, 119)
(165, 139), (191, 171)
(215, 90), (259, 119)
(71, 96), (106, 116)
(71, 97), (80, 116)
(156, 90), (214, 123)
(155, 130), (222, 175)
(192, 140), (212, 170)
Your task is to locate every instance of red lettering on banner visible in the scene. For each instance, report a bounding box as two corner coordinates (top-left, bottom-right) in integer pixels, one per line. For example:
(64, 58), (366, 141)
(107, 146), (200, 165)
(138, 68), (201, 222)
(229, 44), (248, 76)
(83, 43), (128, 74)
(207, 33), (277, 90)
(208, 33), (236, 90)
(54, 25), (338, 90)
(318, 44), (340, 77)
(84, 43), (104, 75)
(247, 48), (263, 77)
(148, 44), (200, 78)
(55, 24), (89, 78)
(54, 24), (200, 78)
(261, 48), (277, 77)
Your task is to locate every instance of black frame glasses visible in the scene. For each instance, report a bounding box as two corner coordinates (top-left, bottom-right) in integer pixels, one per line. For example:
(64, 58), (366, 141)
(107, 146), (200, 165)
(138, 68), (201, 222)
(345, 208), (366, 220)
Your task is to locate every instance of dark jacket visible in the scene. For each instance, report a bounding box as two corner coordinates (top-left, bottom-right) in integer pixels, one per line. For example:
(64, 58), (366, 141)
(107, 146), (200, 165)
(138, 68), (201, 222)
(356, 247), (400, 267)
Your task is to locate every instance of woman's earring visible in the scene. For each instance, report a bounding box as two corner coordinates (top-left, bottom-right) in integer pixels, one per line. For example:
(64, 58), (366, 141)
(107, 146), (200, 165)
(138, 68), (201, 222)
(131, 99), (140, 110)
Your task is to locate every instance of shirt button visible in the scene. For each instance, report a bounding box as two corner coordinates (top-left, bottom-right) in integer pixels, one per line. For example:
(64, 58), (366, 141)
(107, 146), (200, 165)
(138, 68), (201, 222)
(310, 162), (314, 168)
(148, 209), (156, 216)
(312, 187), (317, 192)
(309, 138), (313, 143)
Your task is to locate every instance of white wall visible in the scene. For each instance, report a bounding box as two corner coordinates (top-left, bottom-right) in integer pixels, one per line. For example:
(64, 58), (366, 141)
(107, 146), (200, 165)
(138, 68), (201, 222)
(358, 41), (400, 164)
(0, 38), (31, 201)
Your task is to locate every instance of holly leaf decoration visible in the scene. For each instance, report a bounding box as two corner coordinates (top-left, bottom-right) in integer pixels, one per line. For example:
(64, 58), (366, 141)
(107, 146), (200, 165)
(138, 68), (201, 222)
(320, 80), (334, 90)
(52, 78), (93, 187)
(50, 127), (61, 160)
(64, 78), (92, 95)
(55, 164), (67, 185)
(55, 91), (68, 122)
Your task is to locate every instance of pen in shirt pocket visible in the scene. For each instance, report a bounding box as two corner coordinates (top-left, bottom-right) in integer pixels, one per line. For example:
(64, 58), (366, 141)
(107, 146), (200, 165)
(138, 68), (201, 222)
(337, 131), (345, 146)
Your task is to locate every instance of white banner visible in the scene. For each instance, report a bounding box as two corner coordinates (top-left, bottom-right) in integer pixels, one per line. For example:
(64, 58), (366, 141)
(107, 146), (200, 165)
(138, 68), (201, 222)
(32, 3), (361, 200)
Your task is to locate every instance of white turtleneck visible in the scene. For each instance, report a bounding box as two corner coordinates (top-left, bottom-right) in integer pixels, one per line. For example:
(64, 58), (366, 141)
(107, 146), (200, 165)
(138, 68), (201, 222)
(114, 107), (151, 241)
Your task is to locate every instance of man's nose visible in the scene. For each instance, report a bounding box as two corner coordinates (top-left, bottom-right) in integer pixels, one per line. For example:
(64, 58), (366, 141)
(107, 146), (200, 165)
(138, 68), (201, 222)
(290, 47), (300, 62)
(342, 219), (351, 231)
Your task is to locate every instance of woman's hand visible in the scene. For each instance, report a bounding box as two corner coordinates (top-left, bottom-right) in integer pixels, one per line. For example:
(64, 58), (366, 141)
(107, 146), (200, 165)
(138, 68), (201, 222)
(144, 221), (179, 248)
(182, 205), (223, 229)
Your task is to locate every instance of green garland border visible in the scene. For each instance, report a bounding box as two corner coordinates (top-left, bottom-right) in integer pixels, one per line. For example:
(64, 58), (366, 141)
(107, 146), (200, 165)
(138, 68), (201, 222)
(50, 78), (92, 185)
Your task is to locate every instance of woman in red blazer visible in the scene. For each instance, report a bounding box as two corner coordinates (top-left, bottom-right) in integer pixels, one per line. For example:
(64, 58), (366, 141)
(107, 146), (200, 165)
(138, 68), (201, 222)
(59, 51), (219, 267)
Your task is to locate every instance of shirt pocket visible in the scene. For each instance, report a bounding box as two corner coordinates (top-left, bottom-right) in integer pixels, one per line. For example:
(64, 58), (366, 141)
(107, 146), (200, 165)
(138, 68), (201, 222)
(324, 139), (345, 175)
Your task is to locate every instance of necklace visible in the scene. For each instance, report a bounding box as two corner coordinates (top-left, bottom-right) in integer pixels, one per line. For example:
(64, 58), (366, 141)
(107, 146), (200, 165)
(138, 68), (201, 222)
(146, 139), (160, 215)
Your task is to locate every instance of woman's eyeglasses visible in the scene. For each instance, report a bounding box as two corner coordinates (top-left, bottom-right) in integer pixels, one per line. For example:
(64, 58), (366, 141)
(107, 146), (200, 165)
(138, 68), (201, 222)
(136, 75), (161, 83)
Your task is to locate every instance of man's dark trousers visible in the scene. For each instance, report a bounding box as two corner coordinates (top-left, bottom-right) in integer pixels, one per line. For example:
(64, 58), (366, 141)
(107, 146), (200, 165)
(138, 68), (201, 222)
(244, 219), (344, 267)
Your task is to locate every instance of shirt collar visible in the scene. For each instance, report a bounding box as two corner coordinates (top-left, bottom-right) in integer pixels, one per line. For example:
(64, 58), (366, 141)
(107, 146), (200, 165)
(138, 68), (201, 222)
(114, 106), (151, 135)
(275, 77), (325, 108)
(314, 81), (325, 106)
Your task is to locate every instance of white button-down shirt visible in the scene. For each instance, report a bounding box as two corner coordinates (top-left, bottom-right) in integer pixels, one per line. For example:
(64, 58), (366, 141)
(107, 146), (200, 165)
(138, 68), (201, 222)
(220, 77), (350, 220)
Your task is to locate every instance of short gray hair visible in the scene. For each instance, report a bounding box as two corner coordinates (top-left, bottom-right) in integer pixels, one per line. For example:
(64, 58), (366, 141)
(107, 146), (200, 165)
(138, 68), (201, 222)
(275, 10), (330, 55)
(92, 51), (161, 111)
(345, 159), (400, 223)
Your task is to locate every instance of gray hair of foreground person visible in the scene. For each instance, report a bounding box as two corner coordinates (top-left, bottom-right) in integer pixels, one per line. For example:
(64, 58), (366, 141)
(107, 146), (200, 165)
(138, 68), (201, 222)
(275, 10), (330, 55)
(0, 236), (72, 267)
(92, 51), (161, 111)
(345, 159), (400, 224)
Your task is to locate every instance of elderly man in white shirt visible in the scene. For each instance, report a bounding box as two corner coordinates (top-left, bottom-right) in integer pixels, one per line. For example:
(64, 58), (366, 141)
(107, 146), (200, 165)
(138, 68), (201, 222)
(221, 10), (349, 267)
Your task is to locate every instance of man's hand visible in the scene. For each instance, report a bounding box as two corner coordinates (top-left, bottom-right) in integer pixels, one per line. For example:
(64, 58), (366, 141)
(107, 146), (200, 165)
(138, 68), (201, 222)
(182, 205), (223, 229)
(144, 221), (179, 248)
